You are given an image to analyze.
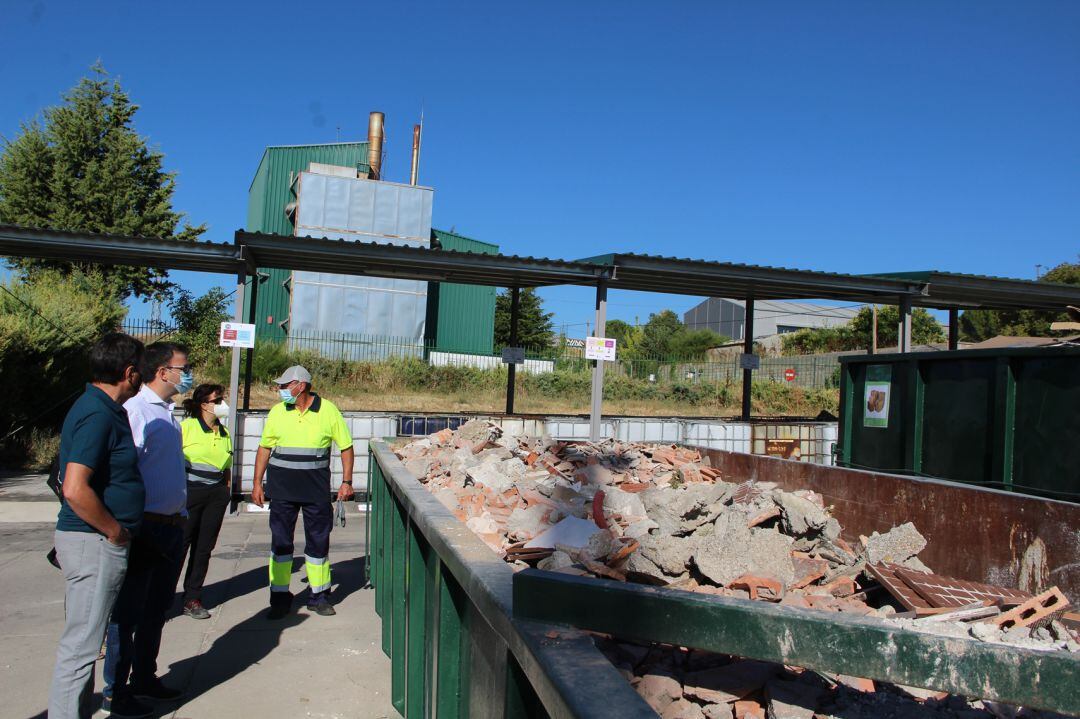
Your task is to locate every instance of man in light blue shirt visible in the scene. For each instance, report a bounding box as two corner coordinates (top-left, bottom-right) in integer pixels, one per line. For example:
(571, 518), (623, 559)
(102, 342), (192, 717)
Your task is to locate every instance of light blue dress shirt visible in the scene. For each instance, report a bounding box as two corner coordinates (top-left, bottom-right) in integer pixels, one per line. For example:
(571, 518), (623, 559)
(124, 385), (187, 516)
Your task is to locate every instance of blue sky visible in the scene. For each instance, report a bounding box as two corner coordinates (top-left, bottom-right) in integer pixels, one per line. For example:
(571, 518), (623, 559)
(3, 1), (1078, 334)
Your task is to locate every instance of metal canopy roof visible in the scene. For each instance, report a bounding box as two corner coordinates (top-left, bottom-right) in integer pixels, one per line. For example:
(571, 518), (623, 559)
(0, 224), (242, 275)
(578, 252), (927, 304)
(868, 271), (1080, 311)
(237, 231), (611, 288)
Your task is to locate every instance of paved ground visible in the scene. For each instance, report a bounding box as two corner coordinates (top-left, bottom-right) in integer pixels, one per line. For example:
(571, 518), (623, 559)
(0, 496), (396, 719)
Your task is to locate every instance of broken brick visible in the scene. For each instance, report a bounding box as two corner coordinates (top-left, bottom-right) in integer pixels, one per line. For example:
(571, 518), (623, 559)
(730, 574), (784, 601)
(733, 699), (765, 719)
(990, 587), (1070, 630)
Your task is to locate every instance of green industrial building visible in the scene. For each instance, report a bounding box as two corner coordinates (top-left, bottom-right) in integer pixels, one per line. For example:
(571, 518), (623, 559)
(245, 141), (498, 355)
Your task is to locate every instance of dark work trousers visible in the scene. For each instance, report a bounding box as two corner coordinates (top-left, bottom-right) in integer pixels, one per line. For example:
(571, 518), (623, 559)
(181, 480), (230, 604)
(103, 520), (184, 699)
(268, 500), (332, 606)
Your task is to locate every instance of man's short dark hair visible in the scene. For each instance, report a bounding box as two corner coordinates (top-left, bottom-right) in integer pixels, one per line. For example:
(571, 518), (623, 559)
(90, 333), (145, 384)
(140, 341), (190, 378)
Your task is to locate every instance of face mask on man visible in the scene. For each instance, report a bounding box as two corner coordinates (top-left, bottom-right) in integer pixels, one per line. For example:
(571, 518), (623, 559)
(166, 367), (194, 395)
(279, 387), (298, 405)
(213, 401), (230, 420)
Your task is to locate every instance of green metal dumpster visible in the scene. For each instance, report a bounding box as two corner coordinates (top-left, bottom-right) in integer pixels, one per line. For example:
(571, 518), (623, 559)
(837, 346), (1080, 501)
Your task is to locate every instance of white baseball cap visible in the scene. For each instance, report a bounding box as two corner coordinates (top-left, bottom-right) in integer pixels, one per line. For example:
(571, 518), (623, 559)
(272, 365), (312, 385)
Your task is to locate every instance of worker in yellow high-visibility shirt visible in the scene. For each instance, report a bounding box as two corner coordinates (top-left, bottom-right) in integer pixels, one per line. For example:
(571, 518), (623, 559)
(251, 366), (354, 619)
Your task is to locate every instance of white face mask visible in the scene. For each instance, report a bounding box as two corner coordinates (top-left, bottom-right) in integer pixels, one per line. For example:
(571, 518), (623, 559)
(213, 401), (230, 420)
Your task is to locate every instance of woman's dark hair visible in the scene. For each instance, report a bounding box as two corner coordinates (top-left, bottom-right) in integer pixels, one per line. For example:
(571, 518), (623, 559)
(182, 383), (225, 418)
(90, 333), (145, 384)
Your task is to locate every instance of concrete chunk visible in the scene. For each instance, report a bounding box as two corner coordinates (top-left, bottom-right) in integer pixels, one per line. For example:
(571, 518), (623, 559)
(863, 523), (927, 565)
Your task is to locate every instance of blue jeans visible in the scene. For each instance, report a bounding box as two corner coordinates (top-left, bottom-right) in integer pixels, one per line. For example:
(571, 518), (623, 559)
(103, 521), (184, 698)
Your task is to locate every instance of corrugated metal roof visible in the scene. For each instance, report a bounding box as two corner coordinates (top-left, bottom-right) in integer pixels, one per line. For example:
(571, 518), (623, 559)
(868, 271), (1080, 310)
(238, 231), (611, 288)
(0, 224), (241, 274)
(578, 252), (926, 304)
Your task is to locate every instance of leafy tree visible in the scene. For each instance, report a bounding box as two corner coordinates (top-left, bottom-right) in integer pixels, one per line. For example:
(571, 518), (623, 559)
(494, 288), (554, 350)
(0, 64), (204, 300)
(849, 306), (946, 348)
(0, 270), (125, 441)
(638, 310), (684, 357)
(170, 287), (230, 364)
(782, 305), (945, 354)
(960, 261), (1080, 341)
(604, 319), (635, 346)
(669, 328), (731, 358)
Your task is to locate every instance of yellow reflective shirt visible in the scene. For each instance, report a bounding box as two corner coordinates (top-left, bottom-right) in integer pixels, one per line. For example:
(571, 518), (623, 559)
(260, 394), (352, 502)
(180, 416), (232, 484)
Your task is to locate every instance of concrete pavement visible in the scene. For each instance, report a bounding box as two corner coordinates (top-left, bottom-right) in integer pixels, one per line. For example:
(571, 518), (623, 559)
(0, 503), (396, 719)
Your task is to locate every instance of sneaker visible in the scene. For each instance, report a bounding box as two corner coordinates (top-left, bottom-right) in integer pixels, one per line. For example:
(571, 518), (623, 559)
(267, 603), (291, 620)
(131, 677), (183, 701)
(183, 599), (211, 620)
(307, 598), (336, 616)
(102, 695), (153, 718)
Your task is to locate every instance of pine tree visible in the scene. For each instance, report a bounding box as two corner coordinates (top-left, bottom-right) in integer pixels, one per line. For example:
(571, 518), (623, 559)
(0, 64), (204, 300)
(494, 288), (554, 349)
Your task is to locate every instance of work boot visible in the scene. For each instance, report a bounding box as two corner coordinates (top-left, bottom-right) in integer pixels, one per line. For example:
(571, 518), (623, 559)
(307, 597), (336, 616)
(183, 599), (211, 620)
(131, 677), (184, 701)
(102, 694), (153, 718)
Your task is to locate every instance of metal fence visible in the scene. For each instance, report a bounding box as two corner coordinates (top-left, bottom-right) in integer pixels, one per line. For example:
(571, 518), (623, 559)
(118, 325), (841, 389)
(279, 330), (843, 389)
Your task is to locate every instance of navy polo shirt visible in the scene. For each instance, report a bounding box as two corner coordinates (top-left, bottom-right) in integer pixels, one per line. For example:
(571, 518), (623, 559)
(56, 384), (145, 533)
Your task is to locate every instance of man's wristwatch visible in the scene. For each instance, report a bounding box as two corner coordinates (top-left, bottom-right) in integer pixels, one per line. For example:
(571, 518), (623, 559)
(341, 480), (353, 485)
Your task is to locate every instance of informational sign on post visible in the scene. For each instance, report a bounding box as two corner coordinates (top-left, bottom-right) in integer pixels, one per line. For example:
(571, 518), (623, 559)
(219, 322), (256, 349)
(863, 364), (892, 428)
(585, 336), (617, 361)
(501, 347), (526, 365)
(739, 353), (761, 370)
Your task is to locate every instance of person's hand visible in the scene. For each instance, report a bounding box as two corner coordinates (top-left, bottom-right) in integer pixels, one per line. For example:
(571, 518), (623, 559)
(337, 482), (354, 502)
(251, 482), (265, 508)
(107, 525), (131, 547)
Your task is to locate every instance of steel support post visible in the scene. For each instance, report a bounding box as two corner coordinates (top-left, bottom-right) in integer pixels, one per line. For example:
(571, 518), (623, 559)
(588, 281), (608, 442)
(948, 308), (959, 350)
(741, 298), (755, 421)
(898, 295), (913, 353)
(505, 287), (520, 415)
(227, 263), (246, 509)
(242, 272), (259, 410)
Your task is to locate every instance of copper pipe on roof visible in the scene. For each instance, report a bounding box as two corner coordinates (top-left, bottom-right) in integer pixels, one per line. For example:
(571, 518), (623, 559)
(367, 111), (385, 180)
(410, 123), (422, 186)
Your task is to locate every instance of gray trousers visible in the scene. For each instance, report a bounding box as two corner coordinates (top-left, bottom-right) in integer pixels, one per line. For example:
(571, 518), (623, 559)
(49, 530), (129, 719)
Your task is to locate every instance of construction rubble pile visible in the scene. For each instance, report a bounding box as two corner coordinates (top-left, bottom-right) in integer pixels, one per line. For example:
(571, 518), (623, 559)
(394, 421), (1078, 716)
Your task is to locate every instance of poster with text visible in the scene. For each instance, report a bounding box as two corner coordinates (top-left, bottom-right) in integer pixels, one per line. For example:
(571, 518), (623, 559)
(863, 364), (891, 428)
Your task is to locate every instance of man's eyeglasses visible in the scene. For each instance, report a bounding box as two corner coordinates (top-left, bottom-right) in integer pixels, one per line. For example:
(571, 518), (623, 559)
(166, 365), (193, 373)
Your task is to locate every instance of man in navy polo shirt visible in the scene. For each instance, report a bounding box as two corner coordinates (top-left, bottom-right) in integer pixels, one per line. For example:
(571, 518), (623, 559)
(49, 333), (145, 719)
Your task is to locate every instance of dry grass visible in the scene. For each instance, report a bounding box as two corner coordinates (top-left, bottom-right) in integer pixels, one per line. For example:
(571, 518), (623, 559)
(244, 385), (834, 417)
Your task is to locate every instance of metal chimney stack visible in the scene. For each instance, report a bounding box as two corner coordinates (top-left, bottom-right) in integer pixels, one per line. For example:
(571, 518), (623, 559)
(367, 111), (385, 180)
(410, 124), (422, 185)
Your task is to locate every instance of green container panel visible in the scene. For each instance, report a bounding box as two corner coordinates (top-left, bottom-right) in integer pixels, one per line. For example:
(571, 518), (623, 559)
(427, 229), (498, 355)
(839, 348), (1080, 501)
(920, 358), (997, 485)
(1013, 355), (1080, 497)
(245, 142), (371, 342)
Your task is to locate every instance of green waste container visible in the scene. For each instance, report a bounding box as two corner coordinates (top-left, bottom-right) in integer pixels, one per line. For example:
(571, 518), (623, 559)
(837, 346), (1080, 501)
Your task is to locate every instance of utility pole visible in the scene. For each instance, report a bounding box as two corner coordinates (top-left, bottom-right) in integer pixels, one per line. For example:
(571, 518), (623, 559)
(870, 305), (878, 355)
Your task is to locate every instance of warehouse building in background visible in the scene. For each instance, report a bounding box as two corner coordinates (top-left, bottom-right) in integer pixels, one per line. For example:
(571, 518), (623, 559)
(244, 113), (498, 357)
(683, 297), (858, 341)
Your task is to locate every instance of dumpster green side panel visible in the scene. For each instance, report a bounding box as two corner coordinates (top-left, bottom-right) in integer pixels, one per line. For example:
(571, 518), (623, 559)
(839, 348), (1080, 501)
(1013, 355), (1080, 497)
(920, 359), (996, 484)
(846, 362), (908, 473)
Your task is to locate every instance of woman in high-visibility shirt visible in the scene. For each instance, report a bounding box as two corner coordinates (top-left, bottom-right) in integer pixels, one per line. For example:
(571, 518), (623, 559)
(179, 383), (233, 619)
